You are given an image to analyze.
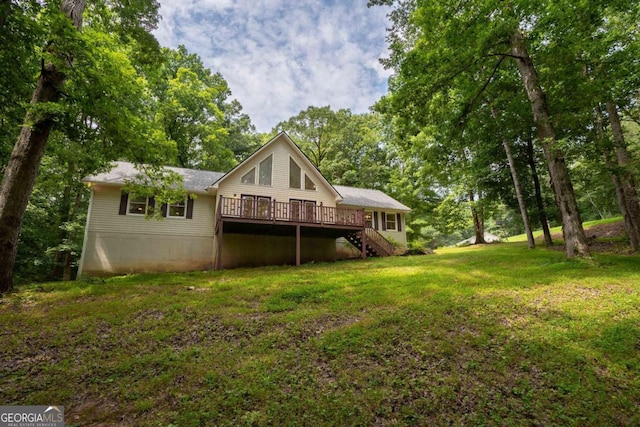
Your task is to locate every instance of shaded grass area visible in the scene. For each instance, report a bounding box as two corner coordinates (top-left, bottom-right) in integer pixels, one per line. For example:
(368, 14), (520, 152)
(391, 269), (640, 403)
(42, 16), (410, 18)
(507, 216), (624, 243)
(1, 244), (639, 426)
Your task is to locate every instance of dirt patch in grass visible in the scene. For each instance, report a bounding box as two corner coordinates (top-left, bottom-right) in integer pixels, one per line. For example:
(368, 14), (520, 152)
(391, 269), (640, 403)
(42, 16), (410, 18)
(548, 220), (633, 254)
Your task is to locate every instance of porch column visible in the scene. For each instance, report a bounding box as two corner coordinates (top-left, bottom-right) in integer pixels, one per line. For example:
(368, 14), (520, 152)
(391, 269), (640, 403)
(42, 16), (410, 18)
(215, 220), (223, 270)
(361, 227), (367, 260)
(296, 224), (301, 266)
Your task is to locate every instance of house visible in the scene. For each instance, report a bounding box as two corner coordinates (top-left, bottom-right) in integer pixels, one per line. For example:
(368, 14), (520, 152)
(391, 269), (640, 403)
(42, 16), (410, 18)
(77, 132), (411, 276)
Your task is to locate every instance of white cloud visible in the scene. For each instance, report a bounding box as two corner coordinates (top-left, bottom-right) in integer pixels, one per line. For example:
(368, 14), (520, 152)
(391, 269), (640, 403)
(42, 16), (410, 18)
(154, 0), (392, 132)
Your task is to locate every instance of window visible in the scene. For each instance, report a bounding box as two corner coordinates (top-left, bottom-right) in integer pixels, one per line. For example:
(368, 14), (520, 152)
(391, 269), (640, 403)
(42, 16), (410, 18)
(385, 212), (397, 231)
(290, 158), (301, 189)
(257, 197), (271, 219)
(364, 211), (373, 228)
(240, 195), (271, 219)
(259, 155), (272, 186)
(128, 196), (151, 215)
(305, 174), (316, 191)
(290, 199), (316, 222)
(241, 168), (255, 184)
(167, 200), (186, 218)
(241, 195), (255, 217)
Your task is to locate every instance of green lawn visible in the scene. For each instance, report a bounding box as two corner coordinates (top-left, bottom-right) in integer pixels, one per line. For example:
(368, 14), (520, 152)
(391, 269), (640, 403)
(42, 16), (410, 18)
(507, 216), (623, 243)
(1, 243), (639, 426)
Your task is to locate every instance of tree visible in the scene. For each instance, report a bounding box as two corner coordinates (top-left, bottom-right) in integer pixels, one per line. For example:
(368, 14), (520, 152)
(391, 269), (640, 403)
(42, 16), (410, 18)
(509, 29), (590, 256)
(0, 0), (88, 293)
(0, 0), (162, 292)
(369, 0), (640, 257)
(275, 106), (337, 169)
(150, 46), (248, 171)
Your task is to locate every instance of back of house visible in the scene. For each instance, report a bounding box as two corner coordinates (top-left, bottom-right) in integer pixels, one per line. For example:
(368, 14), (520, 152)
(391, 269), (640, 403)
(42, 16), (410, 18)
(78, 132), (410, 276)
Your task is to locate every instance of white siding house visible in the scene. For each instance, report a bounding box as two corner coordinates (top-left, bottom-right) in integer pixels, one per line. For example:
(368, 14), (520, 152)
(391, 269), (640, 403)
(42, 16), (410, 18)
(78, 132), (411, 276)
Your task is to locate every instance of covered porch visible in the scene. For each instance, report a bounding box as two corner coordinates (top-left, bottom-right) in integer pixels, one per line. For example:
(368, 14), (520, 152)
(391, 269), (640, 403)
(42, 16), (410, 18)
(214, 196), (368, 269)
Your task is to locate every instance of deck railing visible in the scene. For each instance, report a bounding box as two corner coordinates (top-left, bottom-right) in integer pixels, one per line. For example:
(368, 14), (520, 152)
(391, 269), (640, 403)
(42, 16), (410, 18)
(218, 196), (365, 227)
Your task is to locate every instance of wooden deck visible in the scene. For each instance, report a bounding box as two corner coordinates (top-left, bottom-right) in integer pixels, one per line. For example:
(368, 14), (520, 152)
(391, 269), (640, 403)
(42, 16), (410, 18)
(216, 196), (365, 228)
(214, 196), (369, 269)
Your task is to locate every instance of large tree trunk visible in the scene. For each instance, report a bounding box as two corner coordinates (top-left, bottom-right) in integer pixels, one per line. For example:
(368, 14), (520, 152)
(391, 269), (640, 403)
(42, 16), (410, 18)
(491, 107), (535, 248)
(510, 30), (590, 258)
(469, 190), (485, 244)
(0, 0), (86, 293)
(525, 138), (553, 246)
(606, 102), (640, 251)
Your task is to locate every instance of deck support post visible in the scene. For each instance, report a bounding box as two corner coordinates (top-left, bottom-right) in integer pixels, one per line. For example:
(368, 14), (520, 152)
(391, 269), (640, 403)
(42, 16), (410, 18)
(215, 220), (223, 270)
(361, 227), (367, 260)
(296, 224), (301, 266)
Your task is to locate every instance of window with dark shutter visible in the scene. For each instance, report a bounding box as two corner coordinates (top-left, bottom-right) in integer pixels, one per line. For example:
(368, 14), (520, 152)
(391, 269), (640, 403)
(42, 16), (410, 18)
(385, 212), (397, 231)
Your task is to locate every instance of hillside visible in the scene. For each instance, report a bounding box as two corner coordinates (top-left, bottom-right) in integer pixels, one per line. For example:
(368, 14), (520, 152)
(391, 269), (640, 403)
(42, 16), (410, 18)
(1, 240), (639, 425)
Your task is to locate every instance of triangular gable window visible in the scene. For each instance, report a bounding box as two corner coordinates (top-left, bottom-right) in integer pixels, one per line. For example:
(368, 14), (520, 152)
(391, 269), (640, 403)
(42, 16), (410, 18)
(305, 174), (316, 191)
(241, 168), (255, 184)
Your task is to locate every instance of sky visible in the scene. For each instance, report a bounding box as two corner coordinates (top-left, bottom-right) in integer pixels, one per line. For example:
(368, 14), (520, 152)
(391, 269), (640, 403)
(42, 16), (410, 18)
(153, 0), (393, 133)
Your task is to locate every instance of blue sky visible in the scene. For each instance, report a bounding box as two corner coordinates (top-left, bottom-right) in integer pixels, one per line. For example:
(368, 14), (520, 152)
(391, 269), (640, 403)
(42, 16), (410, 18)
(153, 1), (392, 133)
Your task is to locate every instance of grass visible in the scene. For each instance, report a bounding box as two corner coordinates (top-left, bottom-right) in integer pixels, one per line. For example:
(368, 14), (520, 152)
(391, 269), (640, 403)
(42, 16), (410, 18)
(507, 216), (623, 243)
(1, 242), (639, 426)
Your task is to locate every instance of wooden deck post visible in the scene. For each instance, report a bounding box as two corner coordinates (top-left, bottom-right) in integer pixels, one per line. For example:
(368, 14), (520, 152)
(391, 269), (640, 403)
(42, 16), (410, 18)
(361, 227), (367, 260)
(215, 220), (223, 270)
(296, 224), (301, 266)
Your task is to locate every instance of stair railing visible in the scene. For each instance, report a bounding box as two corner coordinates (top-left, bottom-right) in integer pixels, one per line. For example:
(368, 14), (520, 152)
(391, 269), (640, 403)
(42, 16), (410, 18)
(364, 227), (394, 256)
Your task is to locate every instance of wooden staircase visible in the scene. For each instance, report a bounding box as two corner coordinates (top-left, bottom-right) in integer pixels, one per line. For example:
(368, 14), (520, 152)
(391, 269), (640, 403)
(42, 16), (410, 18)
(346, 227), (394, 257)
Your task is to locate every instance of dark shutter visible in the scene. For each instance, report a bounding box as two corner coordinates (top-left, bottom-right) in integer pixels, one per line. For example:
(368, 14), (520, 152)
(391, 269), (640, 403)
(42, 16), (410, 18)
(161, 203), (168, 217)
(373, 211), (379, 230)
(119, 192), (129, 215)
(148, 197), (156, 214)
(381, 212), (387, 231)
(397, 213), (402, 232)
(186, 196), (194, 219)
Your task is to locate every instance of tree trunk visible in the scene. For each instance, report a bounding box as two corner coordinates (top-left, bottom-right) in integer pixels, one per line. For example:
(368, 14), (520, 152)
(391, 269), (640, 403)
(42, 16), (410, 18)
(469, 190), (485, 244)
(491, 107), (535, 248)
(510, 29), (590, 258)
(0, 0), (11, 32)
(526, 138), (554, 246)
(0, 0), (86, 293)
(606, 101), (640, 251)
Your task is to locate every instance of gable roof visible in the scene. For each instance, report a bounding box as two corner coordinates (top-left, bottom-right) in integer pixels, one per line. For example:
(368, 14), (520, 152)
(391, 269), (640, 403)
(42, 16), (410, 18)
(84, 161), (225, 194)
(210, 131), (342, 200)
(334, 185), (411, 212)
(83, 147), (410, 212)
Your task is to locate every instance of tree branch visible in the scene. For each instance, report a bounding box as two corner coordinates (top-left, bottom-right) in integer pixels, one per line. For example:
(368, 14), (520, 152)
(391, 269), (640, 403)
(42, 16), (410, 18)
(458, 55), (507, 122)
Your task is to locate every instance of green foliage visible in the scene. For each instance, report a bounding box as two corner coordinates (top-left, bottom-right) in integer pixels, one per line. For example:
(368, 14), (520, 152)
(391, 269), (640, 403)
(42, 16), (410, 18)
(2, 243), (640, 425)
(275, 107), (396, 190)
(2, 4), (258, 283)
(149, 46), (256, 171)
(371, 0), (640, 245)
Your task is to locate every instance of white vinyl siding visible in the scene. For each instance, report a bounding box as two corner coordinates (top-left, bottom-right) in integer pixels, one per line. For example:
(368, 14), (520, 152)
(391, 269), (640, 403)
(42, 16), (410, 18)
(219, 136), (337, 208)
(88, 186), (215, 237)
